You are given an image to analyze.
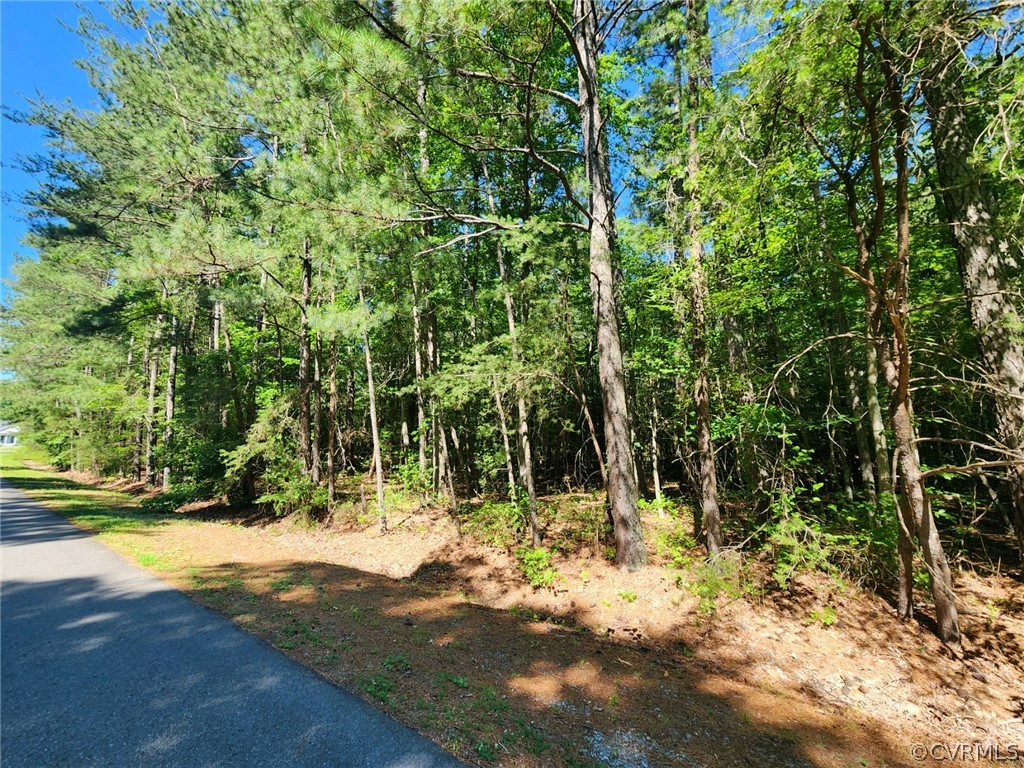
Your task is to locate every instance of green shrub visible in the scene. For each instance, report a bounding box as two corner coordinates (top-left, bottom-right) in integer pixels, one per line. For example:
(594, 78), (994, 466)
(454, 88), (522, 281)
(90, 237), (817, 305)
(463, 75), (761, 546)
(655, 523), (698, 569)
(140, 483), (205, 513)
(395, 460), (431, 497)
(764, 500), (897, 591)
(682, 552), (746, 615)
(516, 546), (558, 588)
(464, 500), (525, 549)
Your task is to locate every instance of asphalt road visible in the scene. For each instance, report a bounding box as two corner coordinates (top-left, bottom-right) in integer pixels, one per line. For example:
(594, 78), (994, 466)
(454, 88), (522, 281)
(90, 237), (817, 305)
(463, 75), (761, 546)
(0, 481), (467, 768)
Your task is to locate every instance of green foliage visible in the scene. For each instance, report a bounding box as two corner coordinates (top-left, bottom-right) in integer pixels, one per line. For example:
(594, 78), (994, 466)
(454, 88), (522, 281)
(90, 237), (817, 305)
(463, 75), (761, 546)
(682, 553), (747, 616)
(765, 503), (898, 591)
(221, 395), (326, 516)
(515, 546), (558, 589)
(381, 653), (412, 673)
(2, 0), (1017, 660)
(395, 461), (431, 498)
(362, 675), (394, 702)
(654, 511), (699, 569)
(140, 483), (206, 514)
(464, 500), (525, 550)
(805, 605), (839, 627)
(474, 741), (496, 761)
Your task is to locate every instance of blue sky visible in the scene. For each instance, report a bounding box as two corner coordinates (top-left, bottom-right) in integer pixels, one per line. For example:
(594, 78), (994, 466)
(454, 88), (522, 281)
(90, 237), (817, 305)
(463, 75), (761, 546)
(2, 1), (100, 292)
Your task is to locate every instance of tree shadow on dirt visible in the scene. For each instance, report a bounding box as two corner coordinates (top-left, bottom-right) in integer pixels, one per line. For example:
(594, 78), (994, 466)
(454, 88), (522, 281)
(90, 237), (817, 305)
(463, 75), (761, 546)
(181, 554), (929, 768)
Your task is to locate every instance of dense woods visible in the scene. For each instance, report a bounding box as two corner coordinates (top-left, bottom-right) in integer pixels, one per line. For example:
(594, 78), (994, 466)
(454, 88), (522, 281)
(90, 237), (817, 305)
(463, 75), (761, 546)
(3, 0), (1022, 647)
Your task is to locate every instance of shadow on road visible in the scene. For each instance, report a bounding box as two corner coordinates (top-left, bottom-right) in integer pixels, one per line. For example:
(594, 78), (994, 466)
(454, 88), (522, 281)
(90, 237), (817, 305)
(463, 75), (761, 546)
(0, 487), (467, 768)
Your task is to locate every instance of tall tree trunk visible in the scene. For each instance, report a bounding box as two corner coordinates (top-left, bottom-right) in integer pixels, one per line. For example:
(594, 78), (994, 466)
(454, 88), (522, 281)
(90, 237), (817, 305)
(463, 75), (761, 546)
(570, 0), (645, 569)
(358, 281), (387, 533)
(311, 333), (323, 485)
(145, 346), (158, 486)
(815, 183), (877, 502)
(650, 395), (663, 503)
(298, 238), (313, 478)
(327, 336), (338, 506)
(924, 45), (1024, 553)
(412, 278), (428, 476)
(486, 169), (542, 545)
(493, 384), (517, 497)
(681, 0), (723, 555)
(864, 342), (892, 498)
(561, 282), (607, 487)
(162, 316), (178, 491)
(222, 323), (246, 434)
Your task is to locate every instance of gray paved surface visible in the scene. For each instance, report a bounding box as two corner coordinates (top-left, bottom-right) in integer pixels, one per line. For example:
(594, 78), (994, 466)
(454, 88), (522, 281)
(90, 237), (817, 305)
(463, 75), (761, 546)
(0, 481), (467, 768)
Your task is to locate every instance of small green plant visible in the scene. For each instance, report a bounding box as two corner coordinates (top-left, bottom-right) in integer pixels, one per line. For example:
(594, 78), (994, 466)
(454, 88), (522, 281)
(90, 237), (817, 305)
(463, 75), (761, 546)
(436, 671), (469, 689)
(396, 460), (431, 497)
(518, 721), (549, 754)
(685, 552), (745, 616)
(474, 741), (497, 761)
(516, 546), (558, 588)
(474, 686), (511, 716)
(136, 552), (167, 569)
(382, 652), (412, 673)
(765, 500), (898, 591)
(270, 576), (293, 591)
(805, 605), (838, 627)
(363, 675), (394, 702)
(655, 523), (698, 570)
(617, 590), (638, 603)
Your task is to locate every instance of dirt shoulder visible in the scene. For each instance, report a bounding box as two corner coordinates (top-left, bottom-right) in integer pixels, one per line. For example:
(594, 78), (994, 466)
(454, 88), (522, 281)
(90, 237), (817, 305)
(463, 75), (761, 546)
(4, 452), (1021, 767)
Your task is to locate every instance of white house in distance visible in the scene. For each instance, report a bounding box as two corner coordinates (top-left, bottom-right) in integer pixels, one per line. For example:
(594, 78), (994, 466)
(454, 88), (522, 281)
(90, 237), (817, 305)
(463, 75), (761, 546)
(0, 421), (20, 446)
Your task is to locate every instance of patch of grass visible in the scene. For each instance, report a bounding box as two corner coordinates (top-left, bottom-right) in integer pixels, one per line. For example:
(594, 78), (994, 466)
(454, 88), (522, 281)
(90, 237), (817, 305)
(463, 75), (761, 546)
(681, 552), (747, 616)
(136, 551), (173, 570)
(517, 721), (549, 755)
(270, 576), (295, 591)
(473, 685), (511, 717)
(0, 445), (171, 540)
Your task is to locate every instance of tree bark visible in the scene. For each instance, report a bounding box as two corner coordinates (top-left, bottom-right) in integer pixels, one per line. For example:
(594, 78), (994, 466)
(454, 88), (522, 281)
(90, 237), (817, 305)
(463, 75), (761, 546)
(298, 238), (313, 477)
(145, 345), (158, 486)
(682, 0), (723, 555)
(327, 336), (338, 506)
(162, 316), (178, 491)
(879, 30), (961, 643)
(411, 272), (429, 477)
(358, 280), (387, 533)
(493, 384), (517, 497)
(570, 0), (646, 569)
(311, 333), (323, 485)
(650, 395), (663, 503)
